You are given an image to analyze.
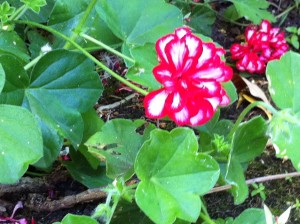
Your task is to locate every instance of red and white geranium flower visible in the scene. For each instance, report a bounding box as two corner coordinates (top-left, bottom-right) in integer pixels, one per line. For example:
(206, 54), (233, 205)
(144, 27), (233, 126)
(230, 20), (289, 74)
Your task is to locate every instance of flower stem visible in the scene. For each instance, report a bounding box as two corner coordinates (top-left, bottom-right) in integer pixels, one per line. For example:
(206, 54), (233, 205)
(8, 4), (27, 21)
(14, 20), (149, 96)
(276, 3), (297, 19)
(199, 212), (216, 224)
(24, 54), (44, 71)
(64, 0), (97, 49)
(227, 101), (278, 139)
(80, 33), (136, 64)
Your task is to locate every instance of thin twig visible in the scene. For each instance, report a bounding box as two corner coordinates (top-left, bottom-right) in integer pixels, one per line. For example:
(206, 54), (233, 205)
(25, 188), (107, 212)
(97, 93), (138, 112)
(207, 172), (300, 194)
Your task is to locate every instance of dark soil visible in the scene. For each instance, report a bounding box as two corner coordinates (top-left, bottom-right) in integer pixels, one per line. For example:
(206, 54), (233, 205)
(1, 1), (300, 224)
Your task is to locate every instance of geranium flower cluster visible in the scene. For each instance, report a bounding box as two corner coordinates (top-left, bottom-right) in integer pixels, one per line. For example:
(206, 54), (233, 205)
(230, 20), (289, 74)
(144, 27), (232, 126)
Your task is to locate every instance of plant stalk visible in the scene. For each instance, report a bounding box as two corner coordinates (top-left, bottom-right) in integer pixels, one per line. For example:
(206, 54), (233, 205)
(64, 0), (98, 49)
(9, 4), (28, 21)
(80, 33), (135, 64)
(199, 212), (216, 224)
(14, 20), (148, 96)
(227, 101), (278, 139)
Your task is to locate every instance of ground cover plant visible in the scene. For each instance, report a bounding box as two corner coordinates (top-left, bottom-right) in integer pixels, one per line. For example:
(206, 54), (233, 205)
(0, 0), (300, 223)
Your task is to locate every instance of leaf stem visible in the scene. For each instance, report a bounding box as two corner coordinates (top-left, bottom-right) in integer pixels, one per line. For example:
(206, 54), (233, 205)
(8, 4), (27, 21)
(199, 212), (216, 224)
(14, 20), (149, 96)
(80, 33), (136, 64)
(64, 0), (98, 49)
(24, 54), (44, 70)
(227, 101), (278, 139)
(276, 3), (297, 19)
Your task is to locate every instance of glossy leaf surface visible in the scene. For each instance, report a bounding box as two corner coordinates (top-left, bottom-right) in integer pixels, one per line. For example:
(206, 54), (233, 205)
(0, 105), (43, 183)
(135, 128), (219, 224)
(86, 119), (147, 180)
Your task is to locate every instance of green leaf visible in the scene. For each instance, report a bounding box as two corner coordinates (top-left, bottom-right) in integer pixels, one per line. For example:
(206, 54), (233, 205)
(232, 117), (268, 163)
(27, 30), (50, 58)
(20, 0), (46, 13)
(86, 119), (146, 180)
(188, 4), (216, 36)
(0, 54), (29, 105)
(222, 159), (248, 205)
(135, 128), (219, 224)
(286, 26), (298, 33)
(63, 147), (111, 188)
(291, 35), (299, 49)
(33, 121), (63, 170)
(111, 200), (153, 224)
(268, 109), (300, 171)
(55, 214), (98, 224)
(223, 81), (238, 106)
(233, 208), (266, 224)
(0, 1), (15, 23)
(0, 105), (43, 183)
(266, 51), (300, 112)
(0, 31), (30, 63)
(224, 117), (267, 204)
(228, 0), (276, 24)
(222, 5), (240, 22)
(126, 44), (161, 91)
(0, 64), (4, 93)
(96, 0), (183, 52)
(0, 50), (102, 167)
(49, 0), (119, 48)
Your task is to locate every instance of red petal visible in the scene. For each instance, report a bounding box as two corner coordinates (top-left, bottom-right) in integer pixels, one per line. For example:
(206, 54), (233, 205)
(170, 107), (190, 126)
(153, 64), (174, 86)
(197, 42), (214, 68)
(165, 91), (186, 112)
(189, 100), (214, 126)
(260, 20), (271, 33)
(156, 34), (176, 63)
(165, 39), (189, 71)
(182, 34), (203, 58)
(144, 89), (169, 118)
(175, 27), (191, 39)
(230, 44), (248, 60)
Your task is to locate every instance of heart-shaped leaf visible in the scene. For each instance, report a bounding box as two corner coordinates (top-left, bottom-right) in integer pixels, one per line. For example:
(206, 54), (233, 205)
(135, 128), (219, 224)
(0, 50), (102, 168)
(86, 119), (147, 180)
(0, 105), (43, 183)
(266, 51), (300, 112)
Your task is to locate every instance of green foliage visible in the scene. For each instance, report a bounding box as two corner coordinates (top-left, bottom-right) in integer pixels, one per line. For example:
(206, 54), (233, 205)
(0, 105), (43, 183)
(0, 1), (15, 23)
(267, 52), (300, 171)
(48, 0), (119, 48)
(223, 117), (268, 204)
(86, 119), (151, 180)
(135, 128), (219, 224)
(225, 0), (276, 24)
(95, 0), (183, 59)
(286, 26), (300, 49)
(53, 214), (98, 224)
(20, 0), (46, 13)
(233, 208), (266, 224)
(188, 4), (216, 36)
